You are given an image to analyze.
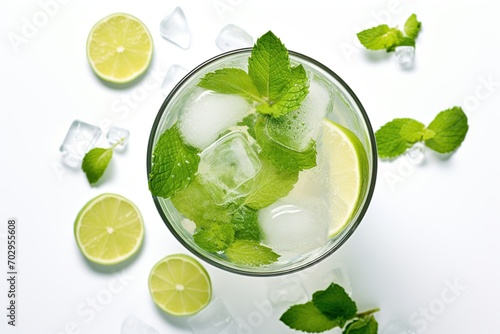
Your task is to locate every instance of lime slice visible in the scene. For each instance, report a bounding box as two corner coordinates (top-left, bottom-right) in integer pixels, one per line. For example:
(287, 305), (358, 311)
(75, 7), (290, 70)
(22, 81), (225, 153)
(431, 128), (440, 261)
(148, 254), (212, 316)
(321, 120), (369, 238)
(74, 193), (144, 265)
(86, 13), (153, 84)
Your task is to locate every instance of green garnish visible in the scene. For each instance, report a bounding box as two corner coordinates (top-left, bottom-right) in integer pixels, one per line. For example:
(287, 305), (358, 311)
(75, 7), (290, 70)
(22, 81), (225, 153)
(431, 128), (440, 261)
(148, 124), (200, 198)
(280, 283), (379, 333)
(193, 222), (234, 253)
(198, 30), (309, 118)
(225, 240), (279, 266)
(376, 106), (468, 158)
(357, 13), (421, 52)
(82, 138), (124, 185)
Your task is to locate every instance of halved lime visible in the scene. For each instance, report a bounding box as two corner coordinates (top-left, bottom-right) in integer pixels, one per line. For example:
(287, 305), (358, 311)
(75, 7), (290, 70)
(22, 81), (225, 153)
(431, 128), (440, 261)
(149, 254), (212, 316)
(321, 120), (369, 238)
(74, 193), (144, 265)
(86, 13), (153, 84)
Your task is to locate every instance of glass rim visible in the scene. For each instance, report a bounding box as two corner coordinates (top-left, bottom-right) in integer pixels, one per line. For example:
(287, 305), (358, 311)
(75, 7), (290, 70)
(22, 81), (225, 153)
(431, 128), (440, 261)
(146, 48), (378, 277)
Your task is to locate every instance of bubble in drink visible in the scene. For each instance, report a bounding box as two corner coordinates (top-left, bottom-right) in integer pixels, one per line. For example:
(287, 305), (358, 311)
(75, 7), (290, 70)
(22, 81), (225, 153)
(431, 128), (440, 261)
(198, 131), (261, 205)
(178, 89), (252, 150)
(159, 7), (191, 49)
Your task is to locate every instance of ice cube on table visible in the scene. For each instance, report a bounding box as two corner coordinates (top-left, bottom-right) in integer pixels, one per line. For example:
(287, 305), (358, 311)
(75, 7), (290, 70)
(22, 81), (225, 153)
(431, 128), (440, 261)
(267, 80), (332, 151)
(178, 89), (252, 150)
(106, 126), (129, 151)
(394, 46), (415, 68)
(59, 120), (102, 168)
(121, 315), (159, 334)
(316, 263), (352, 295)
(198, 131), (261, 205)
(161, 64), (188, 96)
(160, 7), (191, 49)
(188, 297), (242, 334)
(215, 24), (254, 52)
(268, 276), (308, 306)
(405, 141), (425, 165)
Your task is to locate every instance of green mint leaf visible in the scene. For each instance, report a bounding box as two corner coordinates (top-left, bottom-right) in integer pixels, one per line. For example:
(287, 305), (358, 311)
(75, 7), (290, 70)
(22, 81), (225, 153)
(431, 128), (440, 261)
(386, 36), (415, 52)
(230, 206), (262, 241)
(197, 68), (264, 103)
(280, 301), (339, 333)
(357, 25), (404, 50)
(193, 222), (234, 253)
(404, 14), (421, 39)
(171, 177), (232, 229)
(425, 106), (468, 154)
(248, 31), (290, 104)
(312, 283), (357, 327)
(82, 147), (113, 185)
(148, 124), (200, 198)
(225, 240), (279, 266)
(343, 316), (378, 334)
(255, 115), (316, 172)
(237, 113), (258, 139)
(375, 118), (422, 158)
(244, 156), (299, 210)
(255, 64), (309, 118)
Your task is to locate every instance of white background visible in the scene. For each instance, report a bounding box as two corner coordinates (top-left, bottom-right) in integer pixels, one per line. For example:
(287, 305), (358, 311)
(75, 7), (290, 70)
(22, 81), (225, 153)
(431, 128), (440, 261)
(1, 0), (499, 333)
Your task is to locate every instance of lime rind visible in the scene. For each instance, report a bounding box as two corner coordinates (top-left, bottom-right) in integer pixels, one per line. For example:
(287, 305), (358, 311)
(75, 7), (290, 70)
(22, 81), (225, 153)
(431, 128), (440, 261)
(86, 13), (153, 84)
(148, 254), (212, 316)
(74, 193), (144, 265)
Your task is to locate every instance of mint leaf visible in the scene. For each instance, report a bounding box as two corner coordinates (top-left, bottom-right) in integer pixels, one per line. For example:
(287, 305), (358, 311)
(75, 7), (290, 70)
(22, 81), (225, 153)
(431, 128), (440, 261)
(357, 25), (404, 50)
(425, 106), (468, 153)
(404, 14), (421, 39)
(194, 222), (234, 252)
(82, 147), (113, 184)
(197, 68), (264, 103)
(225, 240), (279, 266)
(237, 113), (258, 139)
(255, 115), (316, 172)
(399, 119), (427, 142)
(375, 118), (422, 158)
(171, 177), (232, 229)
(343, 316), (378, 334)
(280, 302), (339, 333)
(244, 156), (299, 210)
(248, 31), (290, 104)
(312, 283), (357, 327)
(230, 206), (261, 241)
(255, 64), (309, 118)
(148, 124), (200, 198)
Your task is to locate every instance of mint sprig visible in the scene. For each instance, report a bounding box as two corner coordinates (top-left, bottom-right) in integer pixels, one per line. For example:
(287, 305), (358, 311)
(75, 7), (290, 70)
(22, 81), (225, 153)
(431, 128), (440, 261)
(148, 124), (200, 198)
(280, 283), (379, 333)
(225, 240), (279, 266)
(198, 30), (309, 118)
(357, 13), (421, 52)
(82, 138), (124, 185)
(375, 106), (468, 158)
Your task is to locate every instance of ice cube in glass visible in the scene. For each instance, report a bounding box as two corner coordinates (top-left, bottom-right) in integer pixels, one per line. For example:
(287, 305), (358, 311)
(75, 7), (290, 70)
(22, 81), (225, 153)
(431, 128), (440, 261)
(59, 120), (102, 168)
(197, 131), (261, 205)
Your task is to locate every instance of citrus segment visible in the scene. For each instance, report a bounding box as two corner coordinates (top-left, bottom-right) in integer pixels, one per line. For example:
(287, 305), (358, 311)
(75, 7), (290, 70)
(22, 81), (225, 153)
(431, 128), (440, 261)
(320, 120), (369, 237)
(74, 193), (144, 265)
(86, 13), (153, 83)
(149, 254), (212, 316)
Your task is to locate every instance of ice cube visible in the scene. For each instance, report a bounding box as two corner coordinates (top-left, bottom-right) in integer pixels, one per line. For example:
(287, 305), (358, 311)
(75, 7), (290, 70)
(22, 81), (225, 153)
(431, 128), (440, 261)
(160, 7), (191, 49)
(382, 319), (416, 334)
(198, 131), (261, 205)
(215, 24), (254, 52)
(394, 46), (415, 68)
(161, 64), (188, 96)
(267, 80), (332, 151)
(178, 88), (252, 150)
(59, 120), (102, 168)
(121, 315), (159, 334)
(188, 297), (242, 334)
(405, 142), (425, 165)
(268, 277), (308, 306)
(106, 126), (129, 151)
(319, 263), (352, 295)
(259, 167), (329, 255)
